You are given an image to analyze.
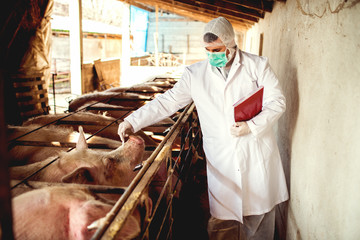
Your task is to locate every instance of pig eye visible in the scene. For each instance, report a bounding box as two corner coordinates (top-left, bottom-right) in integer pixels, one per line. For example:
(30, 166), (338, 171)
(62, 167), (95, 184)
(107, 157), (120, 164)
(103, 157), (116, 172)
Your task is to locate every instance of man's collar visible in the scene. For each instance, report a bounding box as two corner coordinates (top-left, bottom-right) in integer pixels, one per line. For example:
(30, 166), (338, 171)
(233, 47), (242, 65)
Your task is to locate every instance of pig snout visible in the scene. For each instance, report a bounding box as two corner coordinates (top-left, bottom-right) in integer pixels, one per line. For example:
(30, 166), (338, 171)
(128, 135), (145, 145)
(118, 135), (145, 172)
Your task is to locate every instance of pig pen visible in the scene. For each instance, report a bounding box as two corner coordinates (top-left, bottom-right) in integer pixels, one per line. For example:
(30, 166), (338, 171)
(5, 77), (209, 240)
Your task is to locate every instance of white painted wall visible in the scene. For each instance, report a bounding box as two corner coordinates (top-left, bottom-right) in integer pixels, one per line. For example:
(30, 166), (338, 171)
(244, 0), (360, 239)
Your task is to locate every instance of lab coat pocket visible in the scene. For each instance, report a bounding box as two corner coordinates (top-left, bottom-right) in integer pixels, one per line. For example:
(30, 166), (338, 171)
(232, 77), (259, 106)
(236, 143), (247, 173)
(240, 68), (258, 88)
(253, 138), (272, 177)
(202, 137), (216, 164)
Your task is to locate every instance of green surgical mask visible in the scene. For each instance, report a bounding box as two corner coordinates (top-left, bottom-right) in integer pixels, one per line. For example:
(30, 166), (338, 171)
(206, 51), (228, 67)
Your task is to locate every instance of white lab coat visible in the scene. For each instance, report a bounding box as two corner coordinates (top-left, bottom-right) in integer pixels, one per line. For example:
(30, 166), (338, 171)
(125, 49), (289, 222)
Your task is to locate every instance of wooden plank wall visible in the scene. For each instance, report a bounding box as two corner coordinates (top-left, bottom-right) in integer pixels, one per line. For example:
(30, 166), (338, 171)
(94, 59), (121, 90)
(81, 59), (121, 93)
(81, 63), (98, 93)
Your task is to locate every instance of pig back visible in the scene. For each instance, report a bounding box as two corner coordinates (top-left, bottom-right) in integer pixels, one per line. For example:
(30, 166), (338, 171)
(7, 124), (123, 166)
(12, 186), (143, 240)
(68, 91), (151, 112)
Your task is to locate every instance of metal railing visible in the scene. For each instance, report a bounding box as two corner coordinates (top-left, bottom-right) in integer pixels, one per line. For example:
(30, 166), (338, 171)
(91, 102), (204, 240)
(8, 101), (203, 240)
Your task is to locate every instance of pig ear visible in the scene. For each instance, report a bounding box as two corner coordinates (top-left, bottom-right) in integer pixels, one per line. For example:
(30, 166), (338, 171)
(61, 167), (94, 184)
(139, 194), (153, 221)
(77, 126), (88, 150)
(88, 214), (141, 239)
(119, 215), (141, 239)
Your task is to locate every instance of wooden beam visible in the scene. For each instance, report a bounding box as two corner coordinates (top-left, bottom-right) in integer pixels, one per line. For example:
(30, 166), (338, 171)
(179, 0), (265, 19)
(153, 0), (258, 24)
(133, 0), (253, 30)
(121, 0), (155, 12)
(117, 0), (253, 30)
(222, 0), (273, 12)
(171, 0), (260, 22)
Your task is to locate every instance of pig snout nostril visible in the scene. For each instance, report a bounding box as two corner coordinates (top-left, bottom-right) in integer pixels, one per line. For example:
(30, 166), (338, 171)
(128, 135), (144, 145)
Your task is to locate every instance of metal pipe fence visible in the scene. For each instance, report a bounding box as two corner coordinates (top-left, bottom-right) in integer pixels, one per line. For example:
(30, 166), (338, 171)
(91, 102), (204, 240)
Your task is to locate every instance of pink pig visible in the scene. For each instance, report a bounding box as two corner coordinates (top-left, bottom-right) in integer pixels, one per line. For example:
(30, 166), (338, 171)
(12, 186), (146, 240)
(10, 126), (145, 188)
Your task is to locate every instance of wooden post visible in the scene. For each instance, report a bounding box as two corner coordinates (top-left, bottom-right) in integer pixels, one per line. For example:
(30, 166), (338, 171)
(69, 0), (83, 95)
(121, 3), (130, 86)
(0, 70), (14, 239)
(259, 33), (264, 56)
(154, 4), (159, 67)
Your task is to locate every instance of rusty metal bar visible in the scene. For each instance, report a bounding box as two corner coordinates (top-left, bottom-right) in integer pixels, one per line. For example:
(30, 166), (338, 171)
(85, 105), (136, 111)
(123, 90), (165, 94)
(54, 120), (121, 126)
(151, 109), (202, 239)
(10, 180), (127, 195)
(155, 192), (174, 239)
(91, 103), (195, 240)
(141, 162), (175, 239)
(92, 104), (194, 239)
(9, 140), (118, 149)
(107, 97), (153, 101)
(123, 106), (201, 239)
(138, 109), (202, 240)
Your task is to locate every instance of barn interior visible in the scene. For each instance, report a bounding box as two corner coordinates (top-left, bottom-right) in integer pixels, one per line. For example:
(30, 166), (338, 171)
(1, 0), (360, 239)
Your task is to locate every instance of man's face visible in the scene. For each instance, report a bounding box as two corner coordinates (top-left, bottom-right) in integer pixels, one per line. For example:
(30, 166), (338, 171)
(205, 38), (226, 53)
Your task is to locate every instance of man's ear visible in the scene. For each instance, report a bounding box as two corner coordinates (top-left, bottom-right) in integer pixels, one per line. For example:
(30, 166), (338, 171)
(226, 48), (230, 55)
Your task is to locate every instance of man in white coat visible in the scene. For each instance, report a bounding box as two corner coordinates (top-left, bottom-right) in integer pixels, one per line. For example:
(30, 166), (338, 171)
(118, 17), (288, 240)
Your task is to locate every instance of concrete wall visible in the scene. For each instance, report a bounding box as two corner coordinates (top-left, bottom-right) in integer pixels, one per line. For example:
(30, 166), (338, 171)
(244, 0), (360, 239)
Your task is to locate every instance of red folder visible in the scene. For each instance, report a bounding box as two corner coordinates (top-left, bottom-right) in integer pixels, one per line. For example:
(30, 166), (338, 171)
(233, 86), (264, 122)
